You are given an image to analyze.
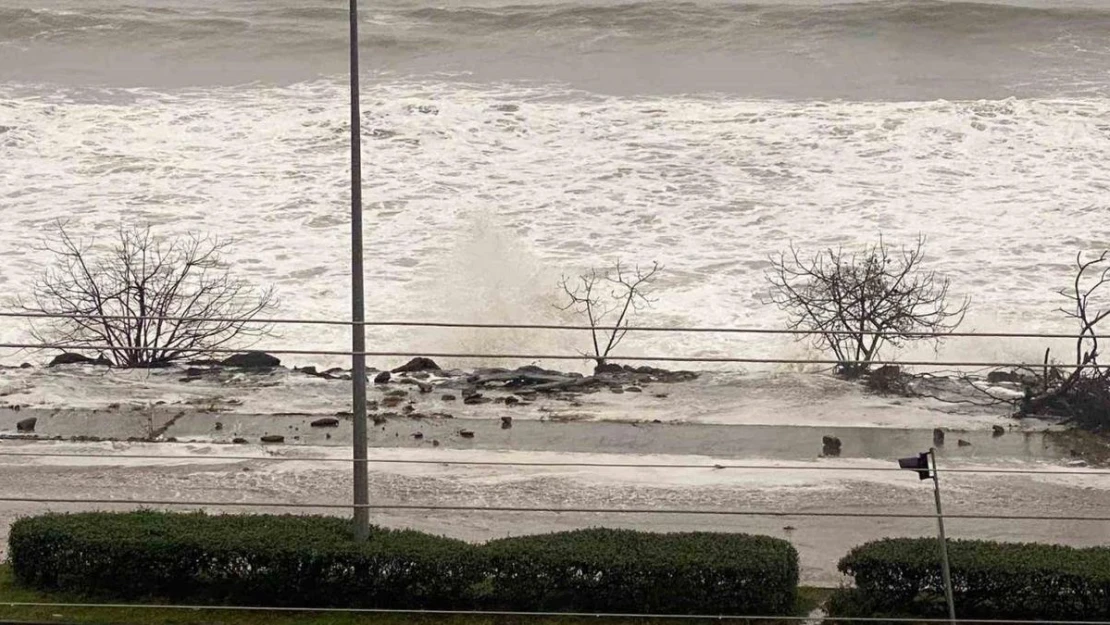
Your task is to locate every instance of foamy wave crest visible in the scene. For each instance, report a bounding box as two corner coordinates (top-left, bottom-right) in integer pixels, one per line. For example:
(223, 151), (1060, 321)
(1, 79), (1108, 369)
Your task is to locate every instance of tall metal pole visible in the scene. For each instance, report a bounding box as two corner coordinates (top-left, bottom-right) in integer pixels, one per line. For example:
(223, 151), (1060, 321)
(349, 0), (370, 542)
(930, 449), (957, 624)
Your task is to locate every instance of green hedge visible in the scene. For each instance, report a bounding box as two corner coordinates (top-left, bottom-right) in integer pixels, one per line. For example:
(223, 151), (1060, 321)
(831, 538), (1110, 620)
(483, 528), (798, 615)
(9, 512), (799, 615)
(9, 511), (483, 609)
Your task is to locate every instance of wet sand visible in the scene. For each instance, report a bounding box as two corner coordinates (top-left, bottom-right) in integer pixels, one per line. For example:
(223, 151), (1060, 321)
(0, 439), (1105, 586)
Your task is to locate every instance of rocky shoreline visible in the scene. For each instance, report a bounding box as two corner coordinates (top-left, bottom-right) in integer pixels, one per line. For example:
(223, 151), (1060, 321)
(4, 350), (1106, 464)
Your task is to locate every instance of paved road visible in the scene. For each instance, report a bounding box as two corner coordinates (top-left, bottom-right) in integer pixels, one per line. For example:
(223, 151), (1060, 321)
(2, 441), (1105, 586)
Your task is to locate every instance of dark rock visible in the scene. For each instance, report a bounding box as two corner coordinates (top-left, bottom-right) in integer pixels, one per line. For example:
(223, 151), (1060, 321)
(822, 435), (842, 457)
(374, 371), (392, 384)
(16, 417), (36, 433)
(402, 405), (415, 414)
(872, 365), (901, 378)
(232, 437), (248, 444)
(504, 396), (520, 407)
(185, 368), (206, 377)
(385, 389), (408, 398)
(311, 417), (340, 428)
(432, 439), (440, 447)
(464, 395), (492, 405)
(501, 416), (513, 429)
(260, 435), (285, 444)
(382, 396), (405, 408)
(865, 365), (906, 394)
(595, 363), (624, 375)
(654, 393), (669, 399)
(392, 357), (441, 374)
(214, 422), (223, 431)
(413, 431), (424, 440)
(957, 439), (972, 447)
(335, 410), (353, 417)
(19, 363), (32, 369)
(417, 381), (433, 394)
(48, 353), (99, 367)
(987, 370), (1021, 384)
(516, 365), (572, 377)
(933, 428), (946, 446)
(372, 414), (389, 425)
(299, 366), (318, 376)
(628, 365), (698, 382)
(459, 429), (475, 439)
(442, 394), (457, 402)
(222, 351), (281, 369)
(187, 359), (224, 367)
(992, 425), (1005, 437)
(610, 387), (625, 394)
(625, 386), (643, 393)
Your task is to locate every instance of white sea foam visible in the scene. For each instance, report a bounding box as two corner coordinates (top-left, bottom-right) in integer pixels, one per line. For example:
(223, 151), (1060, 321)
(1, 80), (1108, 371)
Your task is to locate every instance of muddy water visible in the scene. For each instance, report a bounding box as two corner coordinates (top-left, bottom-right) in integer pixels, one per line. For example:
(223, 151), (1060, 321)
(2, 408), (1071, 463)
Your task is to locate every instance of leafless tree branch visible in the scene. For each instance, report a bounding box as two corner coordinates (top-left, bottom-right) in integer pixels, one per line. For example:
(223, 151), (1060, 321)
(762, 235), (969, 377)
(1017, 251), (1110, 431)
(558, 260), (661, 368)
(16, 221), (277, 368)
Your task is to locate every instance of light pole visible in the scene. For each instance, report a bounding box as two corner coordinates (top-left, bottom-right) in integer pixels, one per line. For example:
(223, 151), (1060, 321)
(898, 448), (956, 623)
(349, 0), (370, 542)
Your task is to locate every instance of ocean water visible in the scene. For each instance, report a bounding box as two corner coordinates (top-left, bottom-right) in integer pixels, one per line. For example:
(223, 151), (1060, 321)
(1, 0), (1109, 371)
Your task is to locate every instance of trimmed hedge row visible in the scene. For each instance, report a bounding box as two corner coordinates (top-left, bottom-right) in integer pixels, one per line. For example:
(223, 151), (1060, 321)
(831, 538), (1110, 620)
(9, 512), (799, 615)
(9, 511), (481, 609)
(485, 528), (798, 615)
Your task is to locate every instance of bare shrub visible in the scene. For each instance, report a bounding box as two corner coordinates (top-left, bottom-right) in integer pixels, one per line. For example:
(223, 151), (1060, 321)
(19, 223), (276, 368)
(763, 236), (969, 377)
(558, 260), (660, 369)
(1017, 251), (1110, 432)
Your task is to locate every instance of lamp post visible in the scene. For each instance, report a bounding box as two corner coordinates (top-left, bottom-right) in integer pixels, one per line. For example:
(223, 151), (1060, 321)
(897, 448), (956, 623)
(349, 0), (369, 542)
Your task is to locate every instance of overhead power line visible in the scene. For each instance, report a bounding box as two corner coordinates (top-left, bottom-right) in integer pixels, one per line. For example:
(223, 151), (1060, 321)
(2, 602), (1108, 624)
(0, 311), (1103, 340)
(3, 497), (1108, 522)
(1, 341), (1107, 370)
(0, 451), (1105, 476)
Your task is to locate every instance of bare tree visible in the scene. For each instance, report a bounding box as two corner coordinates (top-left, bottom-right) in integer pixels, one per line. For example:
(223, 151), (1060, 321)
(558, 260), (660, 369)
(1016, 251), (1110, 431)
(19, 223), (276, 368)
(763, 236), (969, 377)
